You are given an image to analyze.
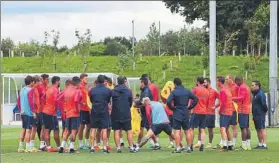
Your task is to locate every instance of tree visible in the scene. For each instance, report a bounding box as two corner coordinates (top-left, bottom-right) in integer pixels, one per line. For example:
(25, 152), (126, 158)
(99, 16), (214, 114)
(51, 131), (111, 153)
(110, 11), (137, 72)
(17, 40), (41, 57)
(161, 30), (179, 55)
(116, 49), (134, 73)
(163, 0), (262, 54)
(134, 39), (149, 56)
(89, 43), (105, 56)
(1, 37), (14, 57)
(75, 29), (92, 62)
(104, 36), (133, 50)
(245, 2), (269, 56)
(146, 22), (159, 55)
(104, 41), (126, 56)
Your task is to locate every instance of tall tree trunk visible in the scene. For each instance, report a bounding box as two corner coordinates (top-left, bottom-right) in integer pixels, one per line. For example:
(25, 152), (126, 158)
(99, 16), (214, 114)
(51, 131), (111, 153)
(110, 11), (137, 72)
(265, 37), (268, 56)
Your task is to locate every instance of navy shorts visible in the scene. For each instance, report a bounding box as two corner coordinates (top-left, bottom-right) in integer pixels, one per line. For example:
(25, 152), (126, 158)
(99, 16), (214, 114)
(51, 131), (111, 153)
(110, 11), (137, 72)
(52, 116), (59, 131)
(238, 114), (249, 129)
(35, 113), (44, 127)
(21, 115), (36, 129)
(189, 114), (206, 129)
(65, 117), (79, 132)
(112, 120), (131, 131)
(206, 114), (216, 128)
(42, 113), (54, 130)
(254, 118), (265, 130)
(91, 116), (109, 129)
(172, 118), (189, 130)
(62, 120), (66, 130)
(230, 111), (237, 125)
(80, 111), (90, 125)
(151, 123), (172, 136)
(220, 115), (232, 128)
(169, 115), (174, 128)
(140, 117), (149, 130)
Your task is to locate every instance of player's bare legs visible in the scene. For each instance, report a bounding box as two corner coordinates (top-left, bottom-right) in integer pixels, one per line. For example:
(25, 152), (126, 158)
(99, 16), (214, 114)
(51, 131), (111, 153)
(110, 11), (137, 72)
(184, 130), (192, 152)
(30, 125), (38, 151)
(199, 128), (206, 151)
(78, 124), (85, 148)
(90, 128), (96, 152)
(24, 129), (32, 152)
(246, 128), (251, 150)
(136, 127), (144, 149)
(102, 129), (109, 152)
(208, 128), (214, 144)
(54, 129), (61, 148)
(174, 129), (181, 151)
(84, 124), (90, 148)
(44, 129), (51, 149)
(39, 127), (46, 150)
(96, 128), (102, 148)
(18, 129), (26, 152)
(232, 125), (238, 147)
(194, 130), (201, 148)
(220, 127), (228, 152)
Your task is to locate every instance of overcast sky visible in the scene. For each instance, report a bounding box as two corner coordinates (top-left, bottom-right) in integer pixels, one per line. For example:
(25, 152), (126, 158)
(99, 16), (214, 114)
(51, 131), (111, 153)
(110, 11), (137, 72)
(1, 1), (206, 47)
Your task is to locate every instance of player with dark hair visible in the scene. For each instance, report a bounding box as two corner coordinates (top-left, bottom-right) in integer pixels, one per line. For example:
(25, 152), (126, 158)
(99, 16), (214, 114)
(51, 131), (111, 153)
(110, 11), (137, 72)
(189, 77), (209, 152)
(251, 80), (268, 149)
(58, 76), (81, 153)
(111, 76), (135, 153)
(89, 75), (112, 154)
(167, 78), (198, 153)
(17, 76), (36, 152)
(78, 73), (91, 150)
(38, 74), (49, 150)
(233, 76), (252, 150)
(217, 76), (234, 152)
(41, 76), (61, 152)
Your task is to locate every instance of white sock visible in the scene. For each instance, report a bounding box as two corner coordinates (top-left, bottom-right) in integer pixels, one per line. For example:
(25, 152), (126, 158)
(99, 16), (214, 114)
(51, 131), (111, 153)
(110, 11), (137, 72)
(85, 139), (89, 146)
(222, 140), (227, 147)
(79, 140), (83, 147)
(170, 141), (174, 145)
(117, 146), (121, 150)
(258, 143), (263, 146)
(70, 142), (75, 149)
(246, 139), (251, 147)
(103, 146), (107, 150)
(61, 141), (66, 148)
(30, 140), (35, 148)
(262, 144), (267, 147)
(242, 141), (246, 147)
(120, 138), (124, 144)
(232, 138), (237, 146)
(136, 143), (139, 148)
(26, 142), (30, 149)
(155, 143), (159, 146)
(40, 141), (45, 148)
(149, 139), (155, 146)
(197, 140), (201, 145)
(91, 146), (95, 150)
(19, 141), (23, 147)
(228, 141), (233, 146)
(47, 146), (51, 149)
(176, 146), (181, 151)
(219, 139), (223, 145)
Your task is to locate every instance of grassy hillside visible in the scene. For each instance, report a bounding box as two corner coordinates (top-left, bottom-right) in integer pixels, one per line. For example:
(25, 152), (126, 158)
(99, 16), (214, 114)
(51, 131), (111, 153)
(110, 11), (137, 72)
(2, 55), (272, 91)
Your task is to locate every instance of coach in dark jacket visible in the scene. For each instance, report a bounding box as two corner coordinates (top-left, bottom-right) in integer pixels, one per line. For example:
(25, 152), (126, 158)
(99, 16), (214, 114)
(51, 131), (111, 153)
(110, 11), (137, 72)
(89, 75), (112, 153)
(111, 76), (135, 153)
(251, 80), (268, 149)
(167, 78), (198, 152)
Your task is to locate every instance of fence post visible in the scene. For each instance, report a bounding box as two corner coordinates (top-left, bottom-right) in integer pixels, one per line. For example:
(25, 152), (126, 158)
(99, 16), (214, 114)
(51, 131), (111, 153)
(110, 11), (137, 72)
(22, 52), (24, 57)
(133, 62), (136, 70)
(178, 52), (181, 62)
(0, 50), (3, 58)
(170, 60), (173, 71)
(37, 51), (39, 57)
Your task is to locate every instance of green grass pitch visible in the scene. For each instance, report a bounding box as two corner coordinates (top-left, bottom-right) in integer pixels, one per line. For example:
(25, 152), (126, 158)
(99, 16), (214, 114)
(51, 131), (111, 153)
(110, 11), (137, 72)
(1, 127), (278, 163)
